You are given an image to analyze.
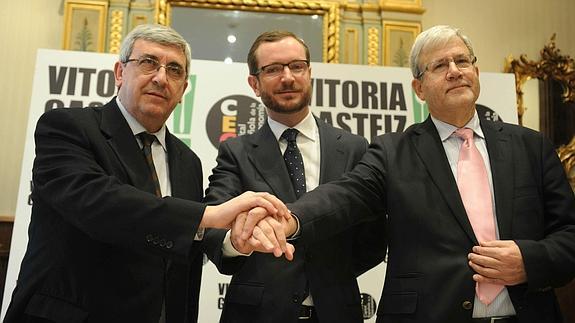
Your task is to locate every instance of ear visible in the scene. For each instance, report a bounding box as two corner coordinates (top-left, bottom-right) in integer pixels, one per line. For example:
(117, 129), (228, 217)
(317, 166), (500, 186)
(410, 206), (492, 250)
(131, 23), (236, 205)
(248, 75), (261, 97)
(412, 78), (425, 100)
(178, 81), (189, 103)
(114, 61), (124, 88)
(474, 65), (480, 77)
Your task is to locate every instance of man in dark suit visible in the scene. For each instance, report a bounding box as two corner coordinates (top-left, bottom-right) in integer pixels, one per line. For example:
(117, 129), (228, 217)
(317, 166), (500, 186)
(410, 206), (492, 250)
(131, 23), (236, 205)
(247, 25), (575, 323)
(4, 24), (288, 323)
(202, 31), (387, 323)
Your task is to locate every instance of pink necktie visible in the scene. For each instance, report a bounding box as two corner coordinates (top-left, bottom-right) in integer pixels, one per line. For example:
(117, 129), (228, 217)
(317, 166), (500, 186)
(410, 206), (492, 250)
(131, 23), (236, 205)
(455, 128), (503, 305)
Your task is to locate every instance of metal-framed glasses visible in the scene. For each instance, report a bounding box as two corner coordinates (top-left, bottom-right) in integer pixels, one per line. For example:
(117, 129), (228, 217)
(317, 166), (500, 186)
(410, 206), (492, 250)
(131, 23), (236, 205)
(253, 60), (309, 78)
(417, 54), (477, 79)
(124, 56), (186, 82)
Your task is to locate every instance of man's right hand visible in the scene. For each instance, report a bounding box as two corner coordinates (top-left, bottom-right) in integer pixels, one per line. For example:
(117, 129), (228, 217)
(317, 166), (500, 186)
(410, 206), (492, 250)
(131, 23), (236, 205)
(232, 207), (296, 260)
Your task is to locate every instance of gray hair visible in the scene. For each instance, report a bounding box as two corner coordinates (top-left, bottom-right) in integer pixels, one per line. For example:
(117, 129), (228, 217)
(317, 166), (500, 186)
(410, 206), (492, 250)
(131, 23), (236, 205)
(119, 24), (191, 77)
(409, 25), (474, 78)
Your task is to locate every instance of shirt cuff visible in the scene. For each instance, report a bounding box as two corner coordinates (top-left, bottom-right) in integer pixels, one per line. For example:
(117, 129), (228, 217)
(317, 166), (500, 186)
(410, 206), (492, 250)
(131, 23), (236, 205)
(221, 230), (252, 257)
(194, 227), (204, 241)
(288, 211), (301, 240)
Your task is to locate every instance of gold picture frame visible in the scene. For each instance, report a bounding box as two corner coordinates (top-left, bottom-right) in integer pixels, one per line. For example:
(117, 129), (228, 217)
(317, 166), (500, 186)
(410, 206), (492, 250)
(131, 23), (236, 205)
(156, 0), (340, 63)
(379, 0), (425, 14)
(63, 0), (108, 52)
(383, 20), (421, 67)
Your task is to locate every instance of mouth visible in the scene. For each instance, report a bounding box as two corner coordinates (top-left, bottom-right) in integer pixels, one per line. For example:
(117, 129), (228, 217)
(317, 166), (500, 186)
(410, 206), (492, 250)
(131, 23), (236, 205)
(276, 88), (301, 95)
(446, 84), (469, 93)
(145, 91), (168, 100)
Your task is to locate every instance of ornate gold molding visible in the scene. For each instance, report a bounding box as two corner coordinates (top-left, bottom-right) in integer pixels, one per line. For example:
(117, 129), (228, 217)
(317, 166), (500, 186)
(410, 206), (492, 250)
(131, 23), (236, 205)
(156, 0), (168, 25)
(504, 34), (575, 125)
(367, 26), (379, 66)
(379, 0), (425, 14)
(108, 9), (124, 54)
(558, 136), (575, 191)
(505, 35), (575, 187)
(342, 1), (424, 13)
(158, 0), (340, 62)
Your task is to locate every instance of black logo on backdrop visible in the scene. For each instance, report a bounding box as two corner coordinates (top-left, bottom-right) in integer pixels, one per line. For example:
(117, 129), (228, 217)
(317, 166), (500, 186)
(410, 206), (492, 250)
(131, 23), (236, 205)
(361, 293), (377, 319)
(476, 103), (503, 122)
(205, 95), (267, 148)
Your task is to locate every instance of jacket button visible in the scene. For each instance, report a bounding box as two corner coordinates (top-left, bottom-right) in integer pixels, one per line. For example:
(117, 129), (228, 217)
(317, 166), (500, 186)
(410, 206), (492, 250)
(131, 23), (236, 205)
(462, 300), (473, 310)
(292, 295), (299, 303)
(166, 241), (174, 249)
(146, 234), (154, 243)
(159, 239), (166, 247)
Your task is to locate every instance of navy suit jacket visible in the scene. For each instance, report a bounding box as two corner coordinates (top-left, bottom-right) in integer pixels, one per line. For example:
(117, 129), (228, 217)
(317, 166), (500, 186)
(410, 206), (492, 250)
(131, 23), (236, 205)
(202, 118), (387, 323)
(5, 99), (206, 323)
(289, 116), (575, 323)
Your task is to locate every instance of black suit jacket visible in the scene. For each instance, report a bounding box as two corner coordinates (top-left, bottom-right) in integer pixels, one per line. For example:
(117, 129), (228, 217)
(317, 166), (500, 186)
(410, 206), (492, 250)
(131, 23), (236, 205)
(5, 99), (206, 323)
(202, 118), (387, 323)
(289, 116), (575, 323)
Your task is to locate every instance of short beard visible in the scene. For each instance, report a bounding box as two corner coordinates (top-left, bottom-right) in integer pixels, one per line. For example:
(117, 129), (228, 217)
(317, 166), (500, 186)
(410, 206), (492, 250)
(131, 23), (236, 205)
(260, 86), (311, 115)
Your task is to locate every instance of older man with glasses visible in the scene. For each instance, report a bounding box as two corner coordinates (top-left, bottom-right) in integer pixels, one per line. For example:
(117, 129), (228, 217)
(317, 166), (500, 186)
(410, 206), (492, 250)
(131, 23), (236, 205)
(3, 24), (289, 323)
(246, 25), (575, 323)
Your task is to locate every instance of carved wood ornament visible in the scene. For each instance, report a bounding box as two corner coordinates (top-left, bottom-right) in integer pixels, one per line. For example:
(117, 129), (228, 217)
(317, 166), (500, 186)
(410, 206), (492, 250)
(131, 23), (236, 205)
(505, 35), (575, 190)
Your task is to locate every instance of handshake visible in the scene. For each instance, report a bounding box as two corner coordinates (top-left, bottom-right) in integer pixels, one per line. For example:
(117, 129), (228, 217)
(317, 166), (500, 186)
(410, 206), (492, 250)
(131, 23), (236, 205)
(200, 191), (297, 260)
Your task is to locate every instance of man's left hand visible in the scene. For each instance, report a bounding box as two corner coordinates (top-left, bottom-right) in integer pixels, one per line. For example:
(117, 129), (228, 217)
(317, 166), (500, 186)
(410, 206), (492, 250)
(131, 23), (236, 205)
(468, 240), (527, 286)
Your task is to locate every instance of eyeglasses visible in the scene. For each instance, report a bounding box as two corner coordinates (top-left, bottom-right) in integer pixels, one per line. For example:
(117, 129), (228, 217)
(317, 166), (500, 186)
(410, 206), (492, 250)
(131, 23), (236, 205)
(253, 60), (309, 78)
(417, 54), (477, 79)
(124, 56), (186, 82)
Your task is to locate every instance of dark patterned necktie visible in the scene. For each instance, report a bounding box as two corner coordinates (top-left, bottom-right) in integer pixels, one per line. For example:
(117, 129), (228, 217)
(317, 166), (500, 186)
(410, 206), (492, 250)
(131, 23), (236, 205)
(281, 128), (306, 198)
(138, 132), (162, 197)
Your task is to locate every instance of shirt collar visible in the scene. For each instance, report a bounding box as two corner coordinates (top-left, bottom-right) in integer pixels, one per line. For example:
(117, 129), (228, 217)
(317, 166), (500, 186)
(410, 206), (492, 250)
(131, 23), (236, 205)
(116, 97), (168, 151)
(430, 109), (484, 142)
(268, 110), (317, 142)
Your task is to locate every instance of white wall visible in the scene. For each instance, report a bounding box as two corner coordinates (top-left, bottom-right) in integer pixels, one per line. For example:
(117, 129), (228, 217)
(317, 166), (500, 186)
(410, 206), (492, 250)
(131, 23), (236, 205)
(0, 0), (63, 217)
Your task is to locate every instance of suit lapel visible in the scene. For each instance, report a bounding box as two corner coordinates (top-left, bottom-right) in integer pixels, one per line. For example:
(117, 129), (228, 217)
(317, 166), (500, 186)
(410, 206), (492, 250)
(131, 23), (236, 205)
(412, 118), (478, 244)
(481, 120), (513, 239)
(165, 132), (191, 199)
(317, 118), (347, 184)
(246, 123), (298, 202)
(99, 100), (157, 194)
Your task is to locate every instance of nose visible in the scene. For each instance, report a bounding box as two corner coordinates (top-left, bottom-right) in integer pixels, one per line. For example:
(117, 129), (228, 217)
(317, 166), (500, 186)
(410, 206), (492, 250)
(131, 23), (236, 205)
(280, 65), (296, 83)
(151, 65), (168, 85)
(446, 61), (463, 80)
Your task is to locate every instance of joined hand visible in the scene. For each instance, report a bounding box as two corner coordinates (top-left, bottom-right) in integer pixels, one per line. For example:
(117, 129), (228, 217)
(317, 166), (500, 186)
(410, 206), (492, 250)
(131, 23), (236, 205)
(468, 240), (527, 286)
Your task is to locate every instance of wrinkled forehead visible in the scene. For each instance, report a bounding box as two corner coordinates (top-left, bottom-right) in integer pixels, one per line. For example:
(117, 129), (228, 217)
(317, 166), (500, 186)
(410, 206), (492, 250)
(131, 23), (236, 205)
(132, 40), (186, 64)
(420, 36), (470, 62)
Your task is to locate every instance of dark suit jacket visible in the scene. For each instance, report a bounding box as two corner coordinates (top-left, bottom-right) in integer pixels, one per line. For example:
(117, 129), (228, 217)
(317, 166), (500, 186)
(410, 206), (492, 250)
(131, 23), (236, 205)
(289, 116), (575, 323)
(5, 99), (206, 323)
(202, 118), (387, 323)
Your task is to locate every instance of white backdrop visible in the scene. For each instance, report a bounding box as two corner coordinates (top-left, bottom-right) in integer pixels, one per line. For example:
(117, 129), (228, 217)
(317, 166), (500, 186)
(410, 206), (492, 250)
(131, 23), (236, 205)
(2, 49), (517, 322)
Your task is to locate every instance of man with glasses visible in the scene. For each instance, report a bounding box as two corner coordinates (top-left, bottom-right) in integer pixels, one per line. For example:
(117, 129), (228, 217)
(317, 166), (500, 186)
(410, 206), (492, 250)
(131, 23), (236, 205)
(202, 30), (387, 322)
(248, 25), (575, 322)
(4, 24), (289, 323)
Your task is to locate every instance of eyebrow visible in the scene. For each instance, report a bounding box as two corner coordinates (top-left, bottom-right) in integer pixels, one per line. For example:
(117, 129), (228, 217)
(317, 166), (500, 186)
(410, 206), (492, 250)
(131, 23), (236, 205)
(139, 53), (185, 67)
